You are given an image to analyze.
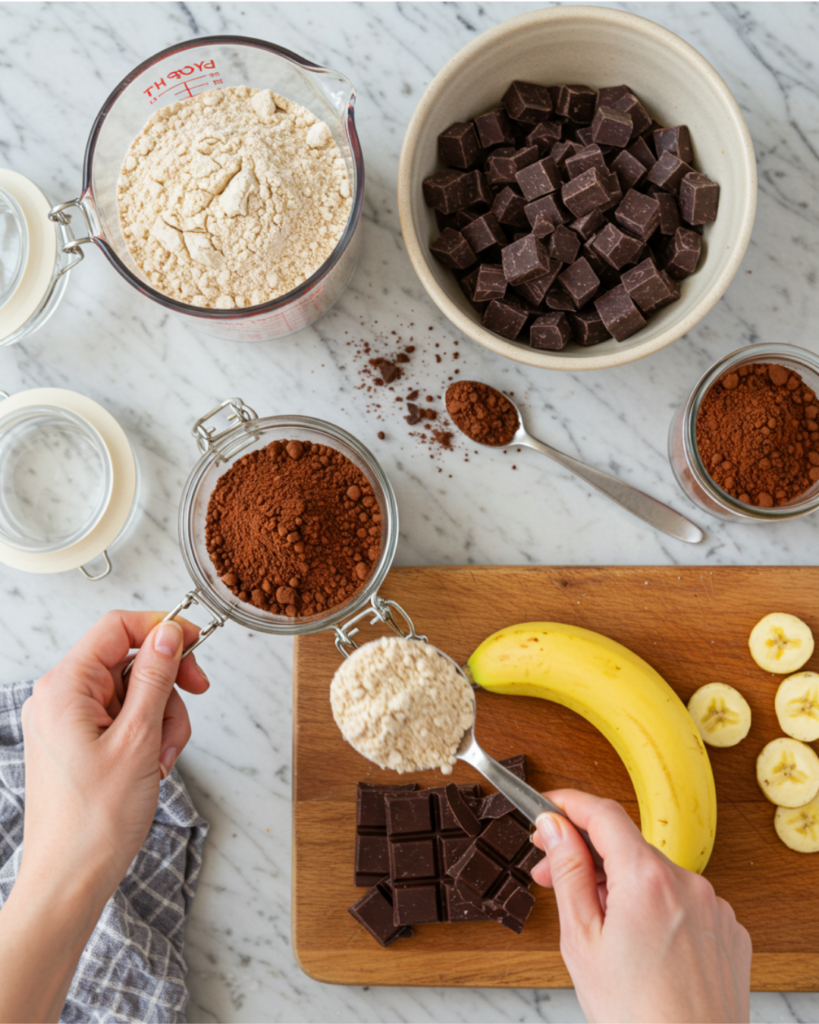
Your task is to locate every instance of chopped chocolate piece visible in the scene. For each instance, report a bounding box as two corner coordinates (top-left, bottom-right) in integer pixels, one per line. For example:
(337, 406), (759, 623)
(545, 288), (575, 311)
(355, 782), (418, 887)
(679, 171), (720, 225)
(422, 168), (470, 214)
(438, 121), (483, 170)
(525, 192), (570, 228)
(549, 139), (579, 170)
(526, 120), (562, 157)
(502, 234), (551, 284)
(430, 228), (476, 270)
(562, 166), (610, 217)
(627, 135), (657, 170)
(573, 125), (594, 147)
(646, 150), (694, 194)
(484, 876), (536, 933)
(590, 105), (632, 148)
(610, 91), (651, 138)
(595, 84), (635, 112)
(655, 192), (681, 235)
(548, 224), (581, 264)
(461, 212), (507, 252)
(483, 298), (530, 340)
(571, 207), (607, 241)
(621, 257), (680, 315)
(486, 145), (539, 186)
(349, 879), (413, 947)
(512, 268), (553, 305)
(474, 107), (515, 148)
(555, 84), (596, 123)
(502, 80), (553, 124)
(458, 267), (481, 306)
(445, 783), (482, 837)
(592, 221), (644, 270)
(615, 189), (660, 241)
(653, 125), (693, 165)
(473, 264), (508, 303)
(664, 226), (702, 278)
(610, 149), (648, 192)
(558, 256), (600, 307)
(531, 311), (572, 350)
(581, 238), (609, 278)
(492, 186), (530, 229)
(404, 403), (423, 425)
(569, 308), (611, 346)
(515, 157), (561, 202)
(479, 791), (516, 820)
(599, 170), (624, 213)
(565, 143), (608, 180)
(499, 753), (527, 780)
(530, 211), (556, 239)
(594, 282), (647, 341)
(449, 209), (480, 231)
(464, 169), (494, 210)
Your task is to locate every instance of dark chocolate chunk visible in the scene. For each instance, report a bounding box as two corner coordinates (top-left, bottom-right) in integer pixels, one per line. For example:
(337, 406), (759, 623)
(627, 135), (657, 170)
(590, 105), (632, 149)
(464, 170), (494, 210)
(474, 107), (515, 148)
(458, 267), (482, 308)
(430, 228), (477, 270)
(422, 168), (470, 214)
(483, 298), (530, 340)
(610, 91), (651, 138)
(486, 145), (539, 186)
(615, 189), (660, 242)
(479, 791), (517, 820)
(599, 170), (623, 213)
(653, 125), (693, 165)
(561, 166), (610, 217)
(530, 211), (556, 239)
(461, 212), (507, 252)
(449, 209), (480, 231)
(502, 234), (552, 284)
(492, 186), (530, 229)
(473, 264), (508, 303)
(565, 143), (608, 180)
(609, 149), (648, 192)
(549, 139), (580, 170)
(571, 208), (607, 241)
(502, 80), (553, 124)
(525, 193), (570, 229)
(678, 171), (720, 225)
(512, 266), (555, 305)
(646, 150), (694, 194)
(594, 283), (647, 341)
(547, 224), (580, 264)
(595, 84), (635, 112)
(558, 256), (600, 307)
(569, 308), (611, 346)
(349, 879), (413, 947)
(404, 403), (423, 425)
(664, 226), (702, 278)
(545, 288), (575, 311)
(499, 753), (528, 780)
(515, 157), (561, 202)
(621, 257), (680, 315)
(555, 84), (596, 123)
(444, 783), (482, 837)
(438, 121), (482, 170)
(655, 192), (681, 235)
(591, 222), (643, 270)
(526, 120), (562, 157)
(531, 311), (572, 350)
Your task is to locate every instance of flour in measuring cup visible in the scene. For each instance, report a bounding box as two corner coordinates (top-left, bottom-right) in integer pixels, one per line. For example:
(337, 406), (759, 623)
(117, 86), (352, 309)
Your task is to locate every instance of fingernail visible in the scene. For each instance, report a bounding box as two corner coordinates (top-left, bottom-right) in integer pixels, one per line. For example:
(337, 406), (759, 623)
(159, 747), (177, 779)
(537, 813), (564, 851)
(154, 621), (182, 657)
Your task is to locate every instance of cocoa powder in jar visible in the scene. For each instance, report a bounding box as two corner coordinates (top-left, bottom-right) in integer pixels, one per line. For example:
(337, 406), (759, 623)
(205, 439), (382, 617)
(696, 362), (819, 508)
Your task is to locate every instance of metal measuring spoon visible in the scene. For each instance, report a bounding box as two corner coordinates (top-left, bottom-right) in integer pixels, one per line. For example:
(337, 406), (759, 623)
(452, 384), (702, 545)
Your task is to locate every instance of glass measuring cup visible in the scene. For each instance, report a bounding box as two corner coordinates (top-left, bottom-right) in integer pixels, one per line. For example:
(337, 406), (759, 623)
(50, 36), (363, 342)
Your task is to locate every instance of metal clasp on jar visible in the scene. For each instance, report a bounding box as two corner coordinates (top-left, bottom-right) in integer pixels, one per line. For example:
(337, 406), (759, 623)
(333, 595), (428, 658)
(192, 397), (260, 463)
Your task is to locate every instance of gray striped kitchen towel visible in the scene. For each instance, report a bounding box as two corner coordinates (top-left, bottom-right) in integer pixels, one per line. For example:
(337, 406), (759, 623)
(0, 681), (209, 1023)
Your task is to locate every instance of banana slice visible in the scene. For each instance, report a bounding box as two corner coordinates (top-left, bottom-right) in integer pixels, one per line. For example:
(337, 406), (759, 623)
(756, 737), (819, 807)
(774, 799), (819, 853)
(687, 683), (752, 747)
(775, 672), (819, 742)
(748, 613), (814, 674)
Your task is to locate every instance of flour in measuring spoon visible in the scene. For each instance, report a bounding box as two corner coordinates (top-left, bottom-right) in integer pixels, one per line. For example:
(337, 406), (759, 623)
(117, 86), (352, 309)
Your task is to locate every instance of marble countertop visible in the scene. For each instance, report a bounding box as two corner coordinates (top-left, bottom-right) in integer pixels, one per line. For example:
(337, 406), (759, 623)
(1, 2), (818, 1020)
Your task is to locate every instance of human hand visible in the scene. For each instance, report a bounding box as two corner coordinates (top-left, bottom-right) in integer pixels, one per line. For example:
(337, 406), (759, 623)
(531, 790), (751, 1024)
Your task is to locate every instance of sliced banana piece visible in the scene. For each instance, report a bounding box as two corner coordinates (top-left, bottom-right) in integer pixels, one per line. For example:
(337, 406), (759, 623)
(756, 737), (819, 807)
(774, 799), (819, 853)
(775, 672), (819, 742)
(687, 683), (752, 747)
(748, 613), (814, 674)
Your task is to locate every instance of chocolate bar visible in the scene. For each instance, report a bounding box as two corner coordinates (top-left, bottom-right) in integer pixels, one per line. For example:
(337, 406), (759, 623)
(354, 782), (418, 887)
(348, 878), (413, 947)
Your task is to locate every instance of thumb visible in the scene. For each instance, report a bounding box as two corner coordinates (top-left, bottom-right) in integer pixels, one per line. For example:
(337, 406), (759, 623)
(117, 621), (184, 737)
(536, 812), (603, 943)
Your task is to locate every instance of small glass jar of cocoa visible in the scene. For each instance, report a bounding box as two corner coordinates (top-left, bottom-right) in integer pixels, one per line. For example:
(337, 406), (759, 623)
(669, 344), (819, 523)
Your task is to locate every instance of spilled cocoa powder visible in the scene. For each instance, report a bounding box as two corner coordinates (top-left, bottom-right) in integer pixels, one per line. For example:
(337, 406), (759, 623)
(205, 439), (381, 617)
(445, 381), (519, 447)
(696, 362), (819, 507)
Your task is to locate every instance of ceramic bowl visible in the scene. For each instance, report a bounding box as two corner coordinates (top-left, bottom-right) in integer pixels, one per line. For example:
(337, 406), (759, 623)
(397, 6), (757, 371)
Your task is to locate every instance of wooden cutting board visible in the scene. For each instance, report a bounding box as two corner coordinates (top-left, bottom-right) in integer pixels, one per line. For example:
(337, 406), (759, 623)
(292, 566), (819, 990)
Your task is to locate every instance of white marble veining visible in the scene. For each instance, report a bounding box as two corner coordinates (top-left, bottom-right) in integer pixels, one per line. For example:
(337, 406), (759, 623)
(1, 2), (818, 1020)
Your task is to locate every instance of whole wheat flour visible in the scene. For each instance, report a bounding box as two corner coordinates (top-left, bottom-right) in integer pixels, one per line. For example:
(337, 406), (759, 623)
(330, 636), (475, 774)
(117, 86), (352, 309)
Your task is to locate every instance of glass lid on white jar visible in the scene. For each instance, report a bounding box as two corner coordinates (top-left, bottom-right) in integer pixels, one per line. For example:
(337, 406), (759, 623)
(0, 388), (138, 579)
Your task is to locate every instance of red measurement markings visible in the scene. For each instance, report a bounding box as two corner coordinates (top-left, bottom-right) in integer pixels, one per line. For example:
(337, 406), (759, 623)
(144, 59), (219, 103)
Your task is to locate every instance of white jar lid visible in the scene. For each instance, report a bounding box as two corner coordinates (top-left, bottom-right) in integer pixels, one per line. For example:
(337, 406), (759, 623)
(0, 388), (137, 574)
(0, 170), (58, 343)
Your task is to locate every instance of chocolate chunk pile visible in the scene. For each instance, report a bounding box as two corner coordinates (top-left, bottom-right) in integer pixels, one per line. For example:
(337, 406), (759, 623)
(348, 756), (545, 946)
(423, 82), (720, 349)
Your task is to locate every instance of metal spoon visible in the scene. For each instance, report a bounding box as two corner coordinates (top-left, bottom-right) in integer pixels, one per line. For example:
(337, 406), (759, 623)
(477, 390), (703, 545)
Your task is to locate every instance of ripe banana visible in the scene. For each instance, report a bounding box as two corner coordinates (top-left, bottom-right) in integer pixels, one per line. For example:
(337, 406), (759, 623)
(775, 799), (819, 853)
(748, 612), (814, 674)
(467, 622), (716, 874)
(756, 737), (819, 807)
(687, 683), (752, 748)
(775, 672), (819, 742)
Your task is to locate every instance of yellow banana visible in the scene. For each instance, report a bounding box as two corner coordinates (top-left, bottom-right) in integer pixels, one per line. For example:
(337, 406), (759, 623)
(467, 621), (717, 874)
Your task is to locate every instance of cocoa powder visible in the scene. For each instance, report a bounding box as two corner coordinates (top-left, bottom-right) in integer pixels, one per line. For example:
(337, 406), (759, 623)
(445, 381), (519, 447)
(205, 439), (382, 617)
(696, 362), (819, 508)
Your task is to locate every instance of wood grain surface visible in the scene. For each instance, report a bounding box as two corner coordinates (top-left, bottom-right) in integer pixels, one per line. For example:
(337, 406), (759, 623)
(292, 566), (819, 990)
